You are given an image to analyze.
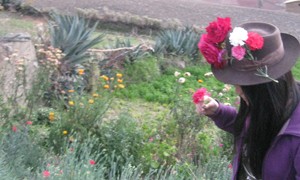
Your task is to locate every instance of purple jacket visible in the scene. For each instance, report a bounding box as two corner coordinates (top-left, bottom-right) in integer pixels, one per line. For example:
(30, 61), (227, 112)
(209, 103), (300, 180)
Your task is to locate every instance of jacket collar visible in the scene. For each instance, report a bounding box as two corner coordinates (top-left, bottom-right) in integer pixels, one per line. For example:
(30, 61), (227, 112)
(278, 102), (300, 137)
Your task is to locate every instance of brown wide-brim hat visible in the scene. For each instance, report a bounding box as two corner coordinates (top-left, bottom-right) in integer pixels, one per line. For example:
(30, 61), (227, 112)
(212, 22), (300, 85)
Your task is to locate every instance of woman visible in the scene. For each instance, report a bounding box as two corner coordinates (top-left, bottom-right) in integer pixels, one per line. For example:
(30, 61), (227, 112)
(197, 17), (300, 179)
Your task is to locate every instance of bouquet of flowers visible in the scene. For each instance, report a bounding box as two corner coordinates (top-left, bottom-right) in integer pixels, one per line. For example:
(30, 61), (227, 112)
(198, 17), (264, 69)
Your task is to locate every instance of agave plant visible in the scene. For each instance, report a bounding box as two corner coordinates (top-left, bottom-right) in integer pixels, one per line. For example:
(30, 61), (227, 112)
(48, 12), (104, 73)
(154, 27), (201, 60)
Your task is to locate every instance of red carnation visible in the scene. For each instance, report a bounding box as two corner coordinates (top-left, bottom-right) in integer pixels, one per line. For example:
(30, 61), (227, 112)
(12, 125), (17, 132)
(206, 17), (232, 43)
(89, 159), (96, 165)
(198, 34), (220, 65)
(192, 88), (210, 104)
(245, 32), (264, 51)
(43, 170), (50, 178)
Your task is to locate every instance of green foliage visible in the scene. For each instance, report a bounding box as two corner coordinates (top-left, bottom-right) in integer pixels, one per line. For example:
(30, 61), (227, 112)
(197, 155), (232, 180)
(140, 120), (178, 171)
(95, 113), (144, 169)
(0, 151), (17, 180)
(34, 135), (231, 180)
(154, 27), (201, 60)
(25, 66), (53, 115)
(118, 62), (237, 105)
(292, 58), (300, 80)
(124, 55), (161, 83)
(36, 135), (108, 180)
(0, 126), (45, 179)
(46, 92), (112, 154)
(48, 12), (104, 70)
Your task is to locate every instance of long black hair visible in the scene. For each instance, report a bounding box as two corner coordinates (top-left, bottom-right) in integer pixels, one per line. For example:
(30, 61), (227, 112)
(234, 71), (300, 178)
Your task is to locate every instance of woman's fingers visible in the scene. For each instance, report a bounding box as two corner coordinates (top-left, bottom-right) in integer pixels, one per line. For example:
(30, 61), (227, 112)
(196, 96), (219, 116)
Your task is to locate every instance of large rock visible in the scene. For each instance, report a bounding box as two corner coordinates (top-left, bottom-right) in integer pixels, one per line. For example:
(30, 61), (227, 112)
(0, 33), (38, 105)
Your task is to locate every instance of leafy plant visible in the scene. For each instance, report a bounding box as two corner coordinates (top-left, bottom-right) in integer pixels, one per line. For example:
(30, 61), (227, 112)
(0, 125), (45, 179)
(48, 12), (104, 72)
(46, 91), (113, 154)
(0, 151), (17, 179)
(124, 55), (161, 83)
(95, 113), (144, 169)
(154, 27), (201, 60)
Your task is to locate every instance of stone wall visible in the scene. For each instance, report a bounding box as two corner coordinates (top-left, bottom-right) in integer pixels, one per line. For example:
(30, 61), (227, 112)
(0, 33), (38, 104)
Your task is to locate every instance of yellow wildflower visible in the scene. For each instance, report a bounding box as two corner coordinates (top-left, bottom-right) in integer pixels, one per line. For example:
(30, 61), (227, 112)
(110, 77), (114, 81)
(92, 93), (99, 97)
(116, 73), (123, 78)
(117, 79), (123, 83)
(68, 101), (75, 106)
(63, 130), (68, 135)
(198, 79), (203, 83)
(49, 112), (55, 121)
(88, 99), (94, 104)
(103, 85), (110, 89)
(101, 75), (109, 81)
(118, 84), (125, 89)
(77, 69), (84, 75)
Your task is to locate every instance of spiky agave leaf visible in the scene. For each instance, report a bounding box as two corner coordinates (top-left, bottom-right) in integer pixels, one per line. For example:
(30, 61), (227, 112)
(48, 12), (104, 71)
(154, 27), (200, 60)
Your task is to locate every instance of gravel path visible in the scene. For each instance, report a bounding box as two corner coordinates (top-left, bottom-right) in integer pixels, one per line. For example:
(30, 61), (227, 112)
(31, 0), (300, 40)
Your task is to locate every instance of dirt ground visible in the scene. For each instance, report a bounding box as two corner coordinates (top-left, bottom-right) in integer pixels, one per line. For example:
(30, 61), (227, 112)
(31, 0), (300, 40)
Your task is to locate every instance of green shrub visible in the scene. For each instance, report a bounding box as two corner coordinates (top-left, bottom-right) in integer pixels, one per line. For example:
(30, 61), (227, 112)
(124, 55), (161, 83)
(0, 150), (17, 179)
(118, 62), (238, 106)
(34, 134), (232, 180)
(0, 125), (45, 179)
(46, 92), (112, 154)
(140, 118), (178, 171)
(95, 113), (144, 168)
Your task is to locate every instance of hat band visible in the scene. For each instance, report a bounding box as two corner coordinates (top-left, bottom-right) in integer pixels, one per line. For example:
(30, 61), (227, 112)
(230, 43), (284, 72)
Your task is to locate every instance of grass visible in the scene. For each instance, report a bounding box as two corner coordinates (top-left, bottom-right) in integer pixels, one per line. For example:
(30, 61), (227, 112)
(0, 11), (38, 36)
(292, 59), (300, 79)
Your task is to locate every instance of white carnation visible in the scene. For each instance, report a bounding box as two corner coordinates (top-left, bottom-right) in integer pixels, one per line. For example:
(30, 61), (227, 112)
(229, 27), (248, 46)
(184, 72), (191, 76)
(174, 71), (181, 77)
(178, 77), (186, 84)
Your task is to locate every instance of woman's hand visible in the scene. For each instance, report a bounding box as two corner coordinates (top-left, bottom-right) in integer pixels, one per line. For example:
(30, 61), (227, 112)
(195, 95), (219, 116)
